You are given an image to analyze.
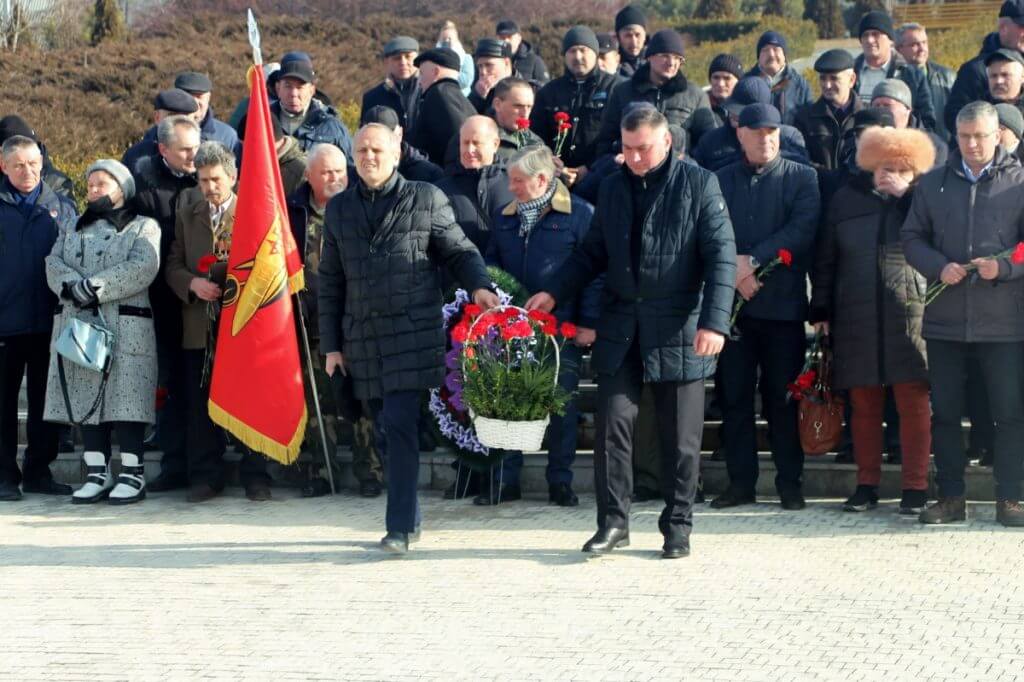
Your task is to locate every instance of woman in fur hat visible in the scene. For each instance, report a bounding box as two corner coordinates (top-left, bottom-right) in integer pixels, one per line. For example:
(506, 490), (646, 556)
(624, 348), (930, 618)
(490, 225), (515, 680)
(809, 126), (935, 515)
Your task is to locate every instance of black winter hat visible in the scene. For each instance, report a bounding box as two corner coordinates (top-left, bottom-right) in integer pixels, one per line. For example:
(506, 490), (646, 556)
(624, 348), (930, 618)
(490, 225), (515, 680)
(756, 31), (788, 56)
(153, 88), (199, 114)
(361, 105), (401, 130)
(851, 107), (896, 132)
(858, 10), (895, 40)
(597, 32), (618, 55)
(474, 38), (510, 60)
(646, 29), (685, 58)
(495, 19), (520, 36)
(562, 25), (600, 54)
(0, 114), (36, 142)
(709, 53), (743, 80)
(738, 103), (782, 129)
(1000, 0), (1024, 26)
(814, 49), (855, 73)
(174, 71), (212, 93)
(615, 5), (647, 31)
(414, 47), (462, 71)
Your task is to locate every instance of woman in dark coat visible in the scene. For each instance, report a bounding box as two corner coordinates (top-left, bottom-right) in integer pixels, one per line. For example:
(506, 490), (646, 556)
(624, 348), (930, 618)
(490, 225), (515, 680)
(809, 126), (935, 515)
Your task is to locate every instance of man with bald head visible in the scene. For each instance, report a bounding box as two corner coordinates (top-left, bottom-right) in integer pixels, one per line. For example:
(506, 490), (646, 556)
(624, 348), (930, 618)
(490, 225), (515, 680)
(319, 124), (499, 553)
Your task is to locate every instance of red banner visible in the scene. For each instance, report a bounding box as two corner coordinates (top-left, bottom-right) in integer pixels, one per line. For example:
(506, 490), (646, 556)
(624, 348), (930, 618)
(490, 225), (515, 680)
(208, 64), (306, 464)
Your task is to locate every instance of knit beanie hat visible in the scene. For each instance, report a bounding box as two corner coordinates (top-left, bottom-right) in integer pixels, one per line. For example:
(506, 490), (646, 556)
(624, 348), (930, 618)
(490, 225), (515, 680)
(646, 29), (685, 57)
(709, 53), (743, 80)
(562, 25), (600, 54)
(858, 10), (895, 39)
(615, 5), (647, 31)
(871, 78), (913, 110)
(86, 159), (136, 201)
(756, 31), (788, 56)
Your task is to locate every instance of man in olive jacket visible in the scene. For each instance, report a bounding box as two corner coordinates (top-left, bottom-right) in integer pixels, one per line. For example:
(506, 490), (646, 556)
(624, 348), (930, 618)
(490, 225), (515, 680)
(902, 101), (1024, 527)
(527, 106), (737, 559)
(319, 124), (499, 554)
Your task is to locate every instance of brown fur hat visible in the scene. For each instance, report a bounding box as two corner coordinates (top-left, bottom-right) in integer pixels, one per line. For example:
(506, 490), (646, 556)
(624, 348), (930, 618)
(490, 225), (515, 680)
(856, 126), (936, 176)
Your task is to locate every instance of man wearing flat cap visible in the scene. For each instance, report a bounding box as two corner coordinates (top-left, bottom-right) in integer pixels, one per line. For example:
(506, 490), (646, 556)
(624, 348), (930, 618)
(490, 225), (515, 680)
(985, 48), (1024, 111)
(792, 49), (864, 170)
(596, 28), (711, 155)
(744, 31), (812, 124)
(946, 0), (1024, 133)
(495, 19), (549, 84)
(271, 51), (353, 159)
(469, 39), (517, 114)
(174, 71), (240, 158)
(408, 47), (477, 166)
(361, 36), (421, 131)
(121, 88), (200, 173)
(614, 5), (647, 77)
(597, 33), (621, 76)
(853, 11), (935, 130)
(996, 101), (1024, 161)
(531, 25), (623, 179)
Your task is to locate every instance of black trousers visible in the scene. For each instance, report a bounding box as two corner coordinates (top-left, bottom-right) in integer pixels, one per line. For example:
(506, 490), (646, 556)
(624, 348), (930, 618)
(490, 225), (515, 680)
(0, 333), (58, 486)
(155, 334), (188, 477)
(81, 422), (147, 460)
(182, 349), (269, 488)
(928, 340), (1024, 500)
(594, 343), (704, 537)
(717, 317), (805, 495)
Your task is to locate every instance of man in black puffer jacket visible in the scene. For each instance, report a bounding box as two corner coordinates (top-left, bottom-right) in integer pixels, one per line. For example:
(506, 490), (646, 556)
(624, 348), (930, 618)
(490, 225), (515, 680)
(595, 29), (711, 156)
(319, 124), (498, 554)
(527, 106), (736, 560)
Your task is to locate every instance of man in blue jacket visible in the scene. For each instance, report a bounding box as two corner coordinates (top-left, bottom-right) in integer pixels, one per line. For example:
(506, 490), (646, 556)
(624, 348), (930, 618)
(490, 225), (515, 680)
(0, 135), (77, 501)
(710, 104), (820, 512)
(744, 31), (812, 124)
(271, 52), (353, 159)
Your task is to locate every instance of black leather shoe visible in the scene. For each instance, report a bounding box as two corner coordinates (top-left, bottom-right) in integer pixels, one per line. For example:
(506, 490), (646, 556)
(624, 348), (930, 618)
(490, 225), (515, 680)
(582, 527), (630, 554)
(631, 486), (660, 502)
(548, 483), (579, 507)
(359, 479), (383, 498)
(662, 537), (691, 559)
(380, 531), (409, 554)
(244, 480), (272, 502)
(473, 484), (522, 506)
(22, 478), (72, 495)
(0, 481), (22, 501)
(709, 488), (756, 509)
(779, 490), (806, 511)
(187, 483), (221, 504)
(147, 472), (189, 492)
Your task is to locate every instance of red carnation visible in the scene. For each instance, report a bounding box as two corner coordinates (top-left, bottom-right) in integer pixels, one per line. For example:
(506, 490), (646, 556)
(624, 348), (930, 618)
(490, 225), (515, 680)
(1013, 242), (1024, 265)
(557, 122), (572, 132)
(542, 320), (557, 336)
(554, 111), (570, 123)
(528, 309), (555, 325)
(516, 117), (531, 131)
(777, 249), (793, 267)
(795, 370), (816, 390)
(464, 303), (482, 318)
(560, 321), (578, 338)
(452, 321), (470, 344)
(197, 253), (217, 275)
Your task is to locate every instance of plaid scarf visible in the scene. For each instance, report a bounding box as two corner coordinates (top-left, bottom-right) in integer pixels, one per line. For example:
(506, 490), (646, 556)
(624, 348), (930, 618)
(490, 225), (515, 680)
(516, 180), (557, 239)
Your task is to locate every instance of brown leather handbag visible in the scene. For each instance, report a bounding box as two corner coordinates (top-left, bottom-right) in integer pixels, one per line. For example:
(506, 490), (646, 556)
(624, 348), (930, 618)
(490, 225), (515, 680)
(798, 333), (845, 456)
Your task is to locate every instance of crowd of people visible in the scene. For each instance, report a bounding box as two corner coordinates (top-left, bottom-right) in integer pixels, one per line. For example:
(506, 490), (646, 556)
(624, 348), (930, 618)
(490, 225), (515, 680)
(3, 2), (1024, 558)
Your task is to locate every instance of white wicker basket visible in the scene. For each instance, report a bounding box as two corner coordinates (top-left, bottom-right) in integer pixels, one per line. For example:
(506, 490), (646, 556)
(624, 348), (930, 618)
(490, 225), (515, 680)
(464, 305), (560, 451)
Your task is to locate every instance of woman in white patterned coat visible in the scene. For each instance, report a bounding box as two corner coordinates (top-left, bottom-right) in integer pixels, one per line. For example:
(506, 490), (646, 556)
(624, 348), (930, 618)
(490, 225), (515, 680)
(44, 159), (160, 505)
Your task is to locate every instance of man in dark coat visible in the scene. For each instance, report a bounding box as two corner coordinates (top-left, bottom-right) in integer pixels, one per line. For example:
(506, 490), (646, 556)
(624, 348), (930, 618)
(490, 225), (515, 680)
(468, 39), (517, 115)
(121, 88), (201, 173)
(0, 115), (75, 202)
(896, 22), (957, 140)
(614, 5), (647, 78)
(0, 135), (77, 501)
(131, 115), (200, 492)
(318, 124), (499, 553)
(409, 47), (477, 167)
(361, 36), (421, 131)
(984, 48), (1024, 113)
(595, 29), (711, 156)
(944, 1), (1024, 135)
(792, 49), (865, 171)
(902, 101), (1024, 527)
(710, 104), (820, 511)
(744, 31), (813, 125)
(692, 77), (810, 172)
(270, 53), (353, 159)
(526, 106), (737, 559)
(688, 53), (744, 149)
(361, 106), (443, 183)
(496, 20), (549, 84)
(996, 101), (1024, 162)
(531, 26), (623, 181)
(853, 11), (935, 131)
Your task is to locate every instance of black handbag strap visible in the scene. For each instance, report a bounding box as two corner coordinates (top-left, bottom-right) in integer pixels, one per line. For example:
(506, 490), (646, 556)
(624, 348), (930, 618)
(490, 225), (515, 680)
(58, 355), (112, 426)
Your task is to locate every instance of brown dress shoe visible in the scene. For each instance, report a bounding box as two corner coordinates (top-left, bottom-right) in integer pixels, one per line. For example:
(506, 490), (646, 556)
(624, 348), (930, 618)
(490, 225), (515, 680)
(919, 496), (967, 524)
(187, 483), (220, 504)
(996, 500), (1024, 527)
(245, 480), (272, 502)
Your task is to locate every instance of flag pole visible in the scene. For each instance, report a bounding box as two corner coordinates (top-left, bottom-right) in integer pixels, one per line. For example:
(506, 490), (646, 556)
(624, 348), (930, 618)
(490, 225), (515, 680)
(294, 296), (338, 495)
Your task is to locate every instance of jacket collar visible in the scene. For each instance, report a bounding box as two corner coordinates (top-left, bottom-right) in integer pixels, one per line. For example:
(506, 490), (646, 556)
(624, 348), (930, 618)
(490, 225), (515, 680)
(502, 179), (572, 216)
(633, 62), (687, 95)
(947, 147), (1016, 179)
(0, 178), (62, 215)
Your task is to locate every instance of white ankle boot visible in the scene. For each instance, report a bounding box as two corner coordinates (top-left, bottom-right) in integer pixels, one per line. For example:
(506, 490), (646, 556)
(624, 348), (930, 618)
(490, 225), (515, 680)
(109, 452), (146, 505)
(72, 451), (114, 504)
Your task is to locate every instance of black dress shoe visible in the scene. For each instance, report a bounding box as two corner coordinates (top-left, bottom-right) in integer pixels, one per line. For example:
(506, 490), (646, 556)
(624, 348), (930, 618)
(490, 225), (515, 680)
(187, 483), (221, 503)
(709, 488), (756, 509)
(631, 486), (660, 502)
(473, 483), (522, 506)
(779, 490), (806, 510)
(0, 481), (22, 501)
(244, 480), (272, 502)
(147, 472), (189, 492)
(380, 531), (409, 554)
(662, 538), (691, 559)
(22, 478), (72, 495)
(582, 527), (630, 554)
(548, 483), (579, 507)
(359, 479), (383, 498)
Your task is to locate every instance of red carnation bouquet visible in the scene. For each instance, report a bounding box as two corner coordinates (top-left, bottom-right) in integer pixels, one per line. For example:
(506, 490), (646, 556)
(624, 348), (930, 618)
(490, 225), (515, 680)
(553, 111), (572, 158)
(730, 248), (793, 329)
(515, 117), (532, 148)
(918, 242), (1024, 306)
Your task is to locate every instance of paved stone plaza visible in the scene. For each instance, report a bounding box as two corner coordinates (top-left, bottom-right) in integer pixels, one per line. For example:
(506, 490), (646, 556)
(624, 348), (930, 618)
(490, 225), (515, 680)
(2, 490), (1023, 681)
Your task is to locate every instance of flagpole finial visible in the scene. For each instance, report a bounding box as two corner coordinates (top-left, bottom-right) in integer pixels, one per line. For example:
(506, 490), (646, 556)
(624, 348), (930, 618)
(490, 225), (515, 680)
(247, 8), (263, 66)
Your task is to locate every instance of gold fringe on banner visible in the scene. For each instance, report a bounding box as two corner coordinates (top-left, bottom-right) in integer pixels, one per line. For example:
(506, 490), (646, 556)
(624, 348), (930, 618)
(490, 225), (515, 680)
(208, 399), (307, 465)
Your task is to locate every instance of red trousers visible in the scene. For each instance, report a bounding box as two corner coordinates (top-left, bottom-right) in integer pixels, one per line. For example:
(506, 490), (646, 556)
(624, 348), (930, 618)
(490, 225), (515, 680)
(849, 381), (931, 490)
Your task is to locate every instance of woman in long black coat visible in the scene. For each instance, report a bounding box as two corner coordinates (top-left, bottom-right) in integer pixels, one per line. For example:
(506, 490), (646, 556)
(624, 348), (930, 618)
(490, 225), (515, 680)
(810, 126), (935, 515)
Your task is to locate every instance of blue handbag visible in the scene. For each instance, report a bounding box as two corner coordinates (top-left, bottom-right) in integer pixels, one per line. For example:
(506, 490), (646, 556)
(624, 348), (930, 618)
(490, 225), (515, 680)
(55, 310), (115, 424)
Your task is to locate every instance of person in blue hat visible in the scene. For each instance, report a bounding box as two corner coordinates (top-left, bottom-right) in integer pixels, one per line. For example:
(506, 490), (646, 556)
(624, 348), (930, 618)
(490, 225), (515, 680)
(744, 31), (812, 124)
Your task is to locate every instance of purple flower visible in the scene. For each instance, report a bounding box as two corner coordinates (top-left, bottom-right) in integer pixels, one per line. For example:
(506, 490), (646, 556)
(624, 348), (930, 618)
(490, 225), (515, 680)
(445, 348), (461, 370)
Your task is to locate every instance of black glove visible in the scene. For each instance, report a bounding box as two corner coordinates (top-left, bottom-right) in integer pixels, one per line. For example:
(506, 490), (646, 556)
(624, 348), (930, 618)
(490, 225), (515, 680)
(69, 279), (99, 309)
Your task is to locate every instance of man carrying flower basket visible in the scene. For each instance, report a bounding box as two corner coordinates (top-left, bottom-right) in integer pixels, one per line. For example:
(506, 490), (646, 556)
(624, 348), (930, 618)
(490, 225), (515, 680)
(482, 145), (602, 507)
(710, 103), (820, 512)
(902, 101), (1024, 527)
(318, 124), (499, 554)
(527, 106), (737, 559)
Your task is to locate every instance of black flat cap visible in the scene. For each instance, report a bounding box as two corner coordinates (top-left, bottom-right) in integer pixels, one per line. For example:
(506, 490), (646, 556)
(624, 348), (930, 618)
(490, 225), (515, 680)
(361, 105), (400, 130)
(474, 38), (510, 59)
(985, 47), (1024, 67)
(738, 102), (782, 129)
(814, 49), (855, 73)
(1000, 0), (1024, 26)
(597, 32), (618, 55)
(852, 107), (895, 132)
(173, 71), (212, 93)
(0, 114), (36, 142)
(495, 19), (520, 36)
(153, 88), (199, 114)
(414, 47), (462, 71)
